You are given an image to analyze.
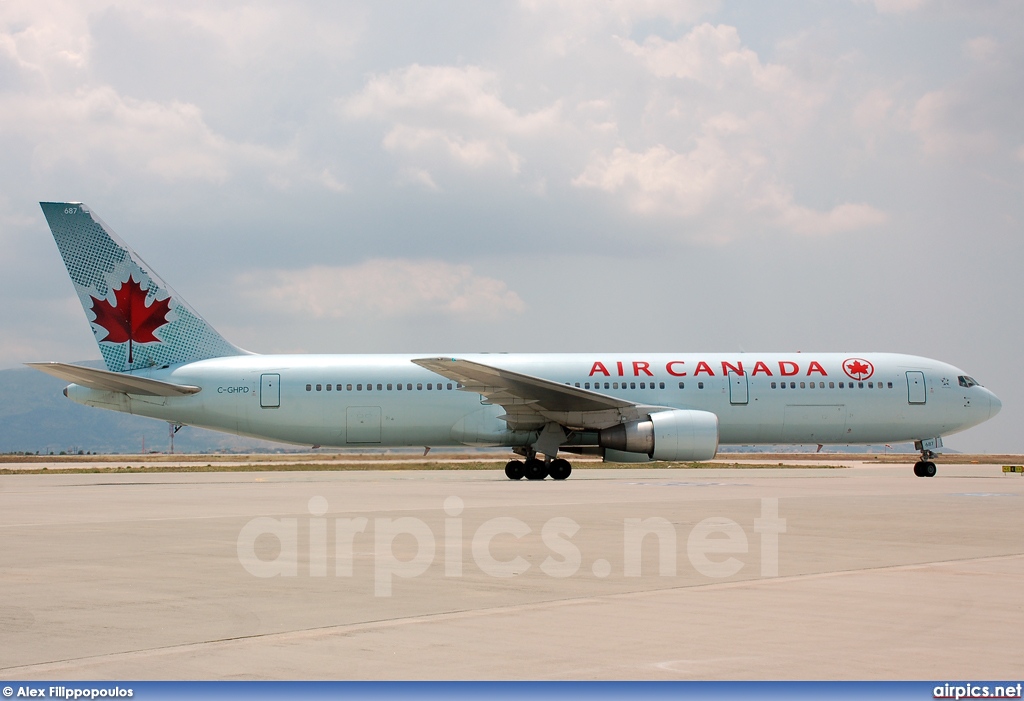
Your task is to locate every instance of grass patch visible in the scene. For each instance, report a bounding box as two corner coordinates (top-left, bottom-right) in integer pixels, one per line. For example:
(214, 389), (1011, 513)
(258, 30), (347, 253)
(0, 461), (848, 475)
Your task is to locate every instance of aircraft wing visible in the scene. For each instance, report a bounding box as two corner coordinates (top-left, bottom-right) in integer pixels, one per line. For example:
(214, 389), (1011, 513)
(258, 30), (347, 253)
(412, 357), (659, 430)
(27, 362), (201, 397)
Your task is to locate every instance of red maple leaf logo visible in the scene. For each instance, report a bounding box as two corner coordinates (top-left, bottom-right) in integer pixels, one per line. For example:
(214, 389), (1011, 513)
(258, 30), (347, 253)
(843, 358), (874, 381)
(89, 276), (172, 364)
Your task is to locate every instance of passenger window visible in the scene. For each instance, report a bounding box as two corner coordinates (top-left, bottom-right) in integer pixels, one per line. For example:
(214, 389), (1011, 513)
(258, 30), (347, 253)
(771, 382), (777, 389)
(427, 383), (432, 390)
(630, 382), (636, 389)
(698, 382), (704, 389)
(585, 382), (591, 389)
(790, 382), (796, 389)
(678, 382), (684, 389)
(887, 382), (893, 389)
(397, 383), (402, 390)
(800, 382), (805, 389)
(377, 384), (383, 391)
(613, 382), (619, 389)
(574, 382), (580, 388)
(659, 382), (665, 389)
(447, 383), (453, 390)
(868, 382), (873, 388)
(639, 382), (645, 389)
(839, 382), (844, 389)
(387, 384), (392, 391)
(305, 384), (311, 391)
(829, 382), (834, 388)
(417, 383), (423, 390)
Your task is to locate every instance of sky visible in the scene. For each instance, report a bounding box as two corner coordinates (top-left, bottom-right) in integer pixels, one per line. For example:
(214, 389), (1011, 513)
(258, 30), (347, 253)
(1, 0), (1021, 453)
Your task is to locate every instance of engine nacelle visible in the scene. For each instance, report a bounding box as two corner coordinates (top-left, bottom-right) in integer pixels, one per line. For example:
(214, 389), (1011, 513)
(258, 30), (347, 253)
(599, 409), (719, 461)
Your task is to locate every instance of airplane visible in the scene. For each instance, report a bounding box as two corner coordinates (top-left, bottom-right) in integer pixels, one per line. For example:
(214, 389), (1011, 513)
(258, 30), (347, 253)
(29, 202), (1001, 479)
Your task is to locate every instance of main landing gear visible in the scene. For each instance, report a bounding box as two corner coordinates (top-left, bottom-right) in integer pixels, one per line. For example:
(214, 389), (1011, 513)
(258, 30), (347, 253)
(504, 454), (572, 481)
(913, 450), (938, 478)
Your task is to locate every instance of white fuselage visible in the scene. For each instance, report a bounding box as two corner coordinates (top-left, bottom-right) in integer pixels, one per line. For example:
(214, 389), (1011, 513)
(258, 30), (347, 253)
(65, 352), (1000, 451)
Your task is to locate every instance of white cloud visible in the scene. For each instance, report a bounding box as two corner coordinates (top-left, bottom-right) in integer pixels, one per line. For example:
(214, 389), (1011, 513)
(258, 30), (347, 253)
(236, 260), (526, 322)
(319, 168), (348, 194)
(395, 167), (440, 191)
(758, 190), (889, 236)
(621, 24), (787, 90)
(853, 89), (895, 131)
(859, 0), (930, 14)
(574, 143), (887, 237)
(573, 23), (880, 238)
(0, 0), (98, 76)
(344, 64), (560, 135)
(519, 0), (720, 55)
(963, 36), (999, 64)
(520, 0), (718, 25)
(342, 64), (564, 183)
(573, 142), (750, 220)
(0, 85), (294, 183)
(620, 23), (826, 120)
(0, 1), (361, 194)
(160, 4), (362, 65)
(910, 88), (998, 157)
(383, 125), (522, 174)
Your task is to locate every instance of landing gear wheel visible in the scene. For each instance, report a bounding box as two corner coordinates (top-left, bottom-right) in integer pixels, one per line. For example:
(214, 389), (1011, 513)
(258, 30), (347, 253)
(914, 445), (940, 477)
(548, 458), (572, 481)
(504, 460), (525, 480)
(524, 458), (548, 480)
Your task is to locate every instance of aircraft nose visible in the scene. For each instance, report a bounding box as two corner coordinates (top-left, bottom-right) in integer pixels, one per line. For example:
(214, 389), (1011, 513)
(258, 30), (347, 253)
(988, 389), (1002, 419)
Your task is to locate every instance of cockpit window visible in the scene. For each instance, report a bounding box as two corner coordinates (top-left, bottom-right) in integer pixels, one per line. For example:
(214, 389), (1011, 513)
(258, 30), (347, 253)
(958, 375), (981, 388)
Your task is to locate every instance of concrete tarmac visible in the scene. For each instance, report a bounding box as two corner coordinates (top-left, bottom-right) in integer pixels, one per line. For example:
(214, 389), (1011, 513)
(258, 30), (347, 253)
(1, 462), (1023, 680)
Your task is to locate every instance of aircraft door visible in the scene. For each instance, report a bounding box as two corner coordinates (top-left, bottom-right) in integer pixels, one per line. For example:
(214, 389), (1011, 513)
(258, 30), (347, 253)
(347, 406), (382, 443)
(906, 371), (926, 404)
(729, 371), (748, 405)
(260, 373), (280, 408)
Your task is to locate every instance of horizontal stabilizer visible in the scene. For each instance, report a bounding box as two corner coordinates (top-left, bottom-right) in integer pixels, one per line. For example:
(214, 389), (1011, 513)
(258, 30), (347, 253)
(26, 362), (201, 397)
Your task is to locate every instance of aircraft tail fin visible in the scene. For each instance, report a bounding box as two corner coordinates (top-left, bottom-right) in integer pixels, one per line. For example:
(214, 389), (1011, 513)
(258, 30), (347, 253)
(39, 202), (246, 372)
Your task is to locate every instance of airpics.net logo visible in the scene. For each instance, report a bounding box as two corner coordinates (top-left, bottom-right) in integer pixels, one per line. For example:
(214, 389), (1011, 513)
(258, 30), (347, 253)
(236, 497), (786, 596)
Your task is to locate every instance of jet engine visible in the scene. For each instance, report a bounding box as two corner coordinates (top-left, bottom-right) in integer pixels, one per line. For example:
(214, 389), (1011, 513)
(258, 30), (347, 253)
(599, 409), (719, 461)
